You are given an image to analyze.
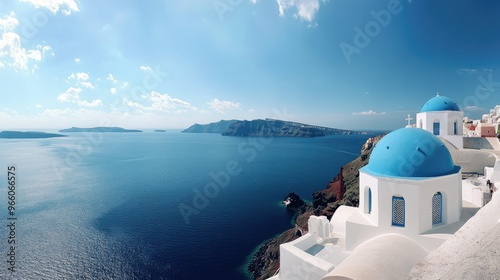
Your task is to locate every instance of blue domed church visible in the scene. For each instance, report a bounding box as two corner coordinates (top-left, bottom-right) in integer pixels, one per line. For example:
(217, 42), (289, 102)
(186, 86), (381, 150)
(416, 94), (464, 149)
(269, 95), (488, 280)
(350, 128), (462, 251)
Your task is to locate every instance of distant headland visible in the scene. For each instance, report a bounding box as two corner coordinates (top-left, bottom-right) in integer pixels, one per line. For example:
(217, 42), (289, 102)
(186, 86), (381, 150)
(181, 120), (237, 134)
(183, 119), (364, 137)
(59, 127), (143, 133)
(0, 131), (67, 139)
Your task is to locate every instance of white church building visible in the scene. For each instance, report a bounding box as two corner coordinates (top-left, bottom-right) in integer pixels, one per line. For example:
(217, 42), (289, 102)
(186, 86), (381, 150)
(416, 94), (464, 149)
(268, 95), (500, 280)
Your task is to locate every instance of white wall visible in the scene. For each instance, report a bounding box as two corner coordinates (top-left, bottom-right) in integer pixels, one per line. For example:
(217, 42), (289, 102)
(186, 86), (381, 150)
(348, 170), (462, 251)
(278, 235), (335, 280)
(330, 206), (358, 237)
(417, 111), (464, 149)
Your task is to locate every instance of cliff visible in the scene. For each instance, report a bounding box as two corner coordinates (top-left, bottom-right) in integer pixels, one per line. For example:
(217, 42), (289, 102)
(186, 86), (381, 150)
(222, 119), (361, 137)
(59, 127), (142, 132)
(247, 134), (385, 279)
(181, 120), (237, 133)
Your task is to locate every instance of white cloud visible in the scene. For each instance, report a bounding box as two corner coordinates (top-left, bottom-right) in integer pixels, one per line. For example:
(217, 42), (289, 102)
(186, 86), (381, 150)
(120, 81), (129, 89)
(80, 81), (95, 89)
(457, 68), (493, 75)
(276, 0), (325, 22)
(0, 12), (18, 31)
(249, 0), (258, 3)
(19, 0), (79, 15)
(57, 87), (102, 107)
(0, 13), (53, 71)
(110, 87), (117, 94)
(123, 91), (196, 113)
(207, 98), (241, 113)
(74, 58), (81, 63)
(68, 72), (94, 89)
(35, 104), (43, 109)
(465, 106), (485, 111)
(107, 73), (118, 84)
(0, 32), (53, 71)
(4, 108), (18, 114)
(68, 72), (90, 81)
(352, 110), (386, 116)
(139, 65), (152, 71)
(57, 87), (80, 102)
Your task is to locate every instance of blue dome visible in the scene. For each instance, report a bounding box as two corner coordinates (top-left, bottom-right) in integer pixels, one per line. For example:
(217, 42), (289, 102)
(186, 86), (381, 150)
(364, 128), (457, 178)
(420, 95), (460, 112)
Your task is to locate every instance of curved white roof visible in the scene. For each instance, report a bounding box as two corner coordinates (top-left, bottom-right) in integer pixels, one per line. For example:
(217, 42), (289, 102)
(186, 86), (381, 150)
(322, 234), (428, 280)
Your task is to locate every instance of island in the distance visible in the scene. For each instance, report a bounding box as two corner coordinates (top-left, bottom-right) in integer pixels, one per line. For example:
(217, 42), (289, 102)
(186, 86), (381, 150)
(59, 127), (143, 133)
(181, 119), (237, 134)
(154, 130), (167, 132)
(183, 119), (364, 137)
(0, 131), (67, 139)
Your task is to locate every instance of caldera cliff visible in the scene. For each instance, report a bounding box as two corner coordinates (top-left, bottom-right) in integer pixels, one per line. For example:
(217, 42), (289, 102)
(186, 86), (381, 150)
(247, 134), (385, 279)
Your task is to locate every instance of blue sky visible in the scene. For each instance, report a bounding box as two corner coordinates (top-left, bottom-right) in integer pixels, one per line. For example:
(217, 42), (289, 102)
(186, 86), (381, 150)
(1, 0), (500, 130)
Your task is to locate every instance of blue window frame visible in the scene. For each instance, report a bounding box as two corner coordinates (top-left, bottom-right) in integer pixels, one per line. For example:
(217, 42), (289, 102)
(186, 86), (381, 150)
(432, 192), (442, 224)
(453, 121), (458, 135)
(433, 122), (440, 135)
(392, 196), (405, 227)
(367, 188), (372, 214)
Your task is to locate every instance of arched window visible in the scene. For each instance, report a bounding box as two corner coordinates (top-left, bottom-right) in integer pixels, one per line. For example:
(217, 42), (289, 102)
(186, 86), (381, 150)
(454, 121), (458, 135)
(392, 196), (405, 227)
(433, 121), (440, 135)
(367, 188), (372, 214)
(432, 192), (442, 224)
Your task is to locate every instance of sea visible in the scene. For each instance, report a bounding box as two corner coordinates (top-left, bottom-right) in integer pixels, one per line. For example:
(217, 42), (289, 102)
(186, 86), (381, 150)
(0, 131), (376, 280)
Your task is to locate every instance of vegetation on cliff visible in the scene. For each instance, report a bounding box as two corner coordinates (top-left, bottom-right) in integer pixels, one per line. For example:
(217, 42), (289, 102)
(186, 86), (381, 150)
(247, 134), (385, 279)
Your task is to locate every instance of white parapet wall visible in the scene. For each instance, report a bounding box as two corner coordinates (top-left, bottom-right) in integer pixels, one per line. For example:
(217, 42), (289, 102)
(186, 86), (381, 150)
(278, 234), (335, 280)
(463, 137), (500, 150)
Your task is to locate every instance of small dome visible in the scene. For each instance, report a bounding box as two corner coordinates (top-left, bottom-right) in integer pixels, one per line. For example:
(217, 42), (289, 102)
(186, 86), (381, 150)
(365, 128), (457, 177)
(420, 95), (460, 112)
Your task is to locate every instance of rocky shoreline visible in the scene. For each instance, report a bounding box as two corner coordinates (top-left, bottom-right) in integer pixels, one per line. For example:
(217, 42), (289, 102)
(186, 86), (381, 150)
(247, 134), (385, 279)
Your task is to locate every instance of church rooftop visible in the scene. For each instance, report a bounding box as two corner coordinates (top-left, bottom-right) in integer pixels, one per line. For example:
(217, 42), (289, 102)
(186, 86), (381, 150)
(420, 94), (460, 112)
(363, 128), (458, 178)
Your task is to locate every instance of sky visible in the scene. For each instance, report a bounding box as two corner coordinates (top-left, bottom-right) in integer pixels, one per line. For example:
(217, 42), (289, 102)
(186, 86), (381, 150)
(1, 0), (500, 131)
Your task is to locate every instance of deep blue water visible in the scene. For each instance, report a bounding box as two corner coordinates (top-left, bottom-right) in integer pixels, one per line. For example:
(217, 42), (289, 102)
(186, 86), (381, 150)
(0, 132), (373, 279)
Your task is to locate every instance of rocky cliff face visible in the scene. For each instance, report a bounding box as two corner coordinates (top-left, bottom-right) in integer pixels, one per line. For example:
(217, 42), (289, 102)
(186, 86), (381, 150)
(222, 119), (362, 137)
(182, 119), (363, 137)
(247, 134), (385, 279)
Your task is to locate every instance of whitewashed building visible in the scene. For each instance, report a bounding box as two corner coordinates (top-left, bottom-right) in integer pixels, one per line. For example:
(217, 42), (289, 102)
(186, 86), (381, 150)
(268, 96), (500, 280)
(416, 94), (464, 149)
